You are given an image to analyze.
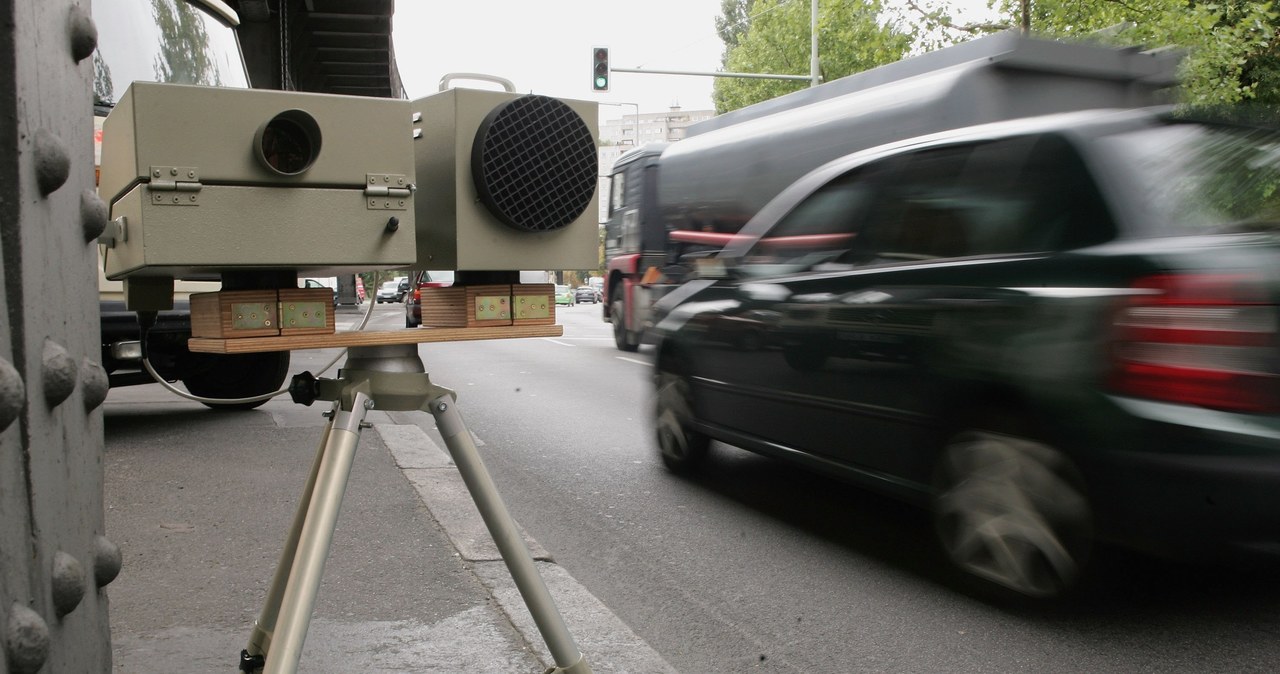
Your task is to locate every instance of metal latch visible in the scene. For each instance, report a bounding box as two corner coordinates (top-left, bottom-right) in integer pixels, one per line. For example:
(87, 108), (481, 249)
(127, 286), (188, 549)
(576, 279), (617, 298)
(365, 173), (413, 210)
(146, 166), (202, 206)
(98, 215), (127, 247)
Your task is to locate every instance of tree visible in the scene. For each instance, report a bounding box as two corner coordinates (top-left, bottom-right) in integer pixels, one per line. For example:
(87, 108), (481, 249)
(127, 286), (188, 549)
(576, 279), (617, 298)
(716, 0), (757, 61)
(713, 0), (912, 113)
(902, 0), (1277, 106)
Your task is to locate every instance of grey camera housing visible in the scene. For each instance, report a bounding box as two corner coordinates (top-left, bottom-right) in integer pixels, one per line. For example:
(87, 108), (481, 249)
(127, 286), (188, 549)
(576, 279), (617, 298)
(411, 88), (600, 271)
(99, 82), (417, 279)
(99, 83), (601, 287)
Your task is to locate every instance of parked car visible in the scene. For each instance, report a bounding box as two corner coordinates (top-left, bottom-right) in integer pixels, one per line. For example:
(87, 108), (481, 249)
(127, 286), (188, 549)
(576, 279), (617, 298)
(555, 284), (575, 307)
(575, 286), (598, 303)
(376, 279), (406, 303)
(649, 108), (1280, 600)
(404, 270), (455, 328)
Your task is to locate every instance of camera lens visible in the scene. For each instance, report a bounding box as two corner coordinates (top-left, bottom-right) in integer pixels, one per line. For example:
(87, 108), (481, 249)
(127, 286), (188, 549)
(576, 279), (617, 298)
(254, 110), (321, 175)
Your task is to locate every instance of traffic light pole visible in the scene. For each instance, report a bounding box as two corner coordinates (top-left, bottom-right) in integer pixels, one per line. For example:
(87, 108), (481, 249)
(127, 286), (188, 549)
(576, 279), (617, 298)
(597, 0), (821, 88)
(609, 67), (815, 82)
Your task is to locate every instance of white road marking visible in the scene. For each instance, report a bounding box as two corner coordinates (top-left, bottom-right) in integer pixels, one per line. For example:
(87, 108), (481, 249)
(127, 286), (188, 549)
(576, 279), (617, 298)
(617, 357), (648, 366)
(544, 339), (576, 347)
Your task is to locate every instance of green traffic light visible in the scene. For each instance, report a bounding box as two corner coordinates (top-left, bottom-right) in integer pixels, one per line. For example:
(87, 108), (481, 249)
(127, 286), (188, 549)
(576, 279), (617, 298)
(595, 76), (608, 89)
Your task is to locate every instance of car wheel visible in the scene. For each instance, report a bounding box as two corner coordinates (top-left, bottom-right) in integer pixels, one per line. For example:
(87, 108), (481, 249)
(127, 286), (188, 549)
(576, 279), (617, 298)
(611, 298), (639, 352)
(654, 371), (709, 473)
(932, 425), (1092, 599)
(181, 350), (290, 411)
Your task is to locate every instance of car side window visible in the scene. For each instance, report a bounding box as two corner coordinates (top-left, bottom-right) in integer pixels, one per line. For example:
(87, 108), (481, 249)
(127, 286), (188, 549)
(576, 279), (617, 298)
(739, 163), (890, 273)
(957, 134), (1116, 253)
(851, 134), (1116, 263)
(850, 146), (974, 261)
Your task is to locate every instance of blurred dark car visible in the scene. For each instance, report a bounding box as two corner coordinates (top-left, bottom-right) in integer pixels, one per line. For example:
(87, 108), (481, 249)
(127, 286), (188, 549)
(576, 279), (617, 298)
(404, 270), (455, 327)
(575, 286), (598, 303)
(649, 108), (1280, 600)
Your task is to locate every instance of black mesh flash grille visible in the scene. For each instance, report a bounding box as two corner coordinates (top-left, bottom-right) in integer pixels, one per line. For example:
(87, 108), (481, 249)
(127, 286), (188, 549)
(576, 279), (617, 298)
(471, 95), (598, 232)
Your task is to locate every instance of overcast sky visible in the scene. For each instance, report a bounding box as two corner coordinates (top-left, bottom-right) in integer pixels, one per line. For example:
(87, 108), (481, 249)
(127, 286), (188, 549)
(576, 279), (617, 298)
(391, 1), (998, 121)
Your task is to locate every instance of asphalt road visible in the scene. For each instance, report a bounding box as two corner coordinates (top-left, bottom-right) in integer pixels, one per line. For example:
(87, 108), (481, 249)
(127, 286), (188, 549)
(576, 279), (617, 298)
(109, 301), (1280, 673)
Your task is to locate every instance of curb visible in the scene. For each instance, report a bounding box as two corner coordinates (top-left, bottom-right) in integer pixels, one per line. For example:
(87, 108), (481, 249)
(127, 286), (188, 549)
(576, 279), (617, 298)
(376, 422), (677, 674)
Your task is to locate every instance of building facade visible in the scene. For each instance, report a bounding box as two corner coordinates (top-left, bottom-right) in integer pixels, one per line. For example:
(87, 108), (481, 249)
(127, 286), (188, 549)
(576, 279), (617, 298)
(598, 106), (715, 168)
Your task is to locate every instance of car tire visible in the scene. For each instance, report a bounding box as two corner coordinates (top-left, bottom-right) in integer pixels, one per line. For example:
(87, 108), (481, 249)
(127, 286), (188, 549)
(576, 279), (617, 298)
(611, 298), (639, 352)
(654, 370), (710, 473)
(931, 423), (1092, 600)
(181, 350), (290, 411)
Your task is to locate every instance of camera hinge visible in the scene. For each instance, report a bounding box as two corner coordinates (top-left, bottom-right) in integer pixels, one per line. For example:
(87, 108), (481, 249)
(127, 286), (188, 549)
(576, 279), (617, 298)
(146, 166), (202, 206)
(365, 173), (413, 211)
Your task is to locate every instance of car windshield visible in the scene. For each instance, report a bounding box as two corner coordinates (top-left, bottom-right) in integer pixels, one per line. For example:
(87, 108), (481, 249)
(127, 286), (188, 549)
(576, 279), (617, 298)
(1105, 121), (1280, 235)
(92, 0), (249, 109)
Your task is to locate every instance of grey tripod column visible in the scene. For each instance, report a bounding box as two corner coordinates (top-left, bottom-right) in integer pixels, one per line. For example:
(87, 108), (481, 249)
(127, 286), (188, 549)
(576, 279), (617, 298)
(241, 344), (590, 673)
(428, 393), (591, 674)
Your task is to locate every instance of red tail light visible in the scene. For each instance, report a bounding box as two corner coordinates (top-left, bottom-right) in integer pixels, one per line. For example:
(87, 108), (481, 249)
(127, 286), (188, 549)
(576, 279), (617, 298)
(412, 287), (421, 303)
(1109, 274), (1280, 413)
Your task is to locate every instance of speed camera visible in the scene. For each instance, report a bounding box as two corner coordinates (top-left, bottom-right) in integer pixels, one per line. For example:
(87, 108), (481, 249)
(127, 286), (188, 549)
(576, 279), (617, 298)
(411, 88), (600, 271)
(98, 82), (417, 278)
(98, 82), (601, 283)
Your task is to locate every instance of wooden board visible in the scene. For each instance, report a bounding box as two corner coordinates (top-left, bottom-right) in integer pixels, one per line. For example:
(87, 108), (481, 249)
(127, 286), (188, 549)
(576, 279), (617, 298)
(512, 283), (555, 326)
(188, 324), (564, 354)
(420, 284), (512, 328)
(190, 290), (279, 338)
(277, 288), (336, 335)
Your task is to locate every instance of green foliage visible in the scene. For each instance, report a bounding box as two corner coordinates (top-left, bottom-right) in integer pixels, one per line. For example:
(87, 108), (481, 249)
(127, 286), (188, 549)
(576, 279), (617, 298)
(716, 0), (758, 59)
(903, 0), (1278, 106)
(712, 0), (913, 113)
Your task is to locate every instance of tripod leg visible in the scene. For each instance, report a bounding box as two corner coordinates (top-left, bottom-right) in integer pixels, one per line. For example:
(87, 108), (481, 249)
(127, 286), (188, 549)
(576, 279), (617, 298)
(427, 393), (592, 674)
(257, 391), (372, 674)
(242, 403), (338, 670)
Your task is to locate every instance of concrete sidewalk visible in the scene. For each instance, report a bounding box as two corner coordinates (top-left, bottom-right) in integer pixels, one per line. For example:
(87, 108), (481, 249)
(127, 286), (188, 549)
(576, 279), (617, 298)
(103, 386), (674, 673)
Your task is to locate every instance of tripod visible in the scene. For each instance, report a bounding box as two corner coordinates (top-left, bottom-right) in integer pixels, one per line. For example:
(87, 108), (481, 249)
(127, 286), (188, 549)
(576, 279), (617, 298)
(237, 344), (590, 673)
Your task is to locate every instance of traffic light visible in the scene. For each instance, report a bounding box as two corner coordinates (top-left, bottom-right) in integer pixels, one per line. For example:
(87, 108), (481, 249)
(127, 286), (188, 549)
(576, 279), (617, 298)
(592, 47), (609, 92)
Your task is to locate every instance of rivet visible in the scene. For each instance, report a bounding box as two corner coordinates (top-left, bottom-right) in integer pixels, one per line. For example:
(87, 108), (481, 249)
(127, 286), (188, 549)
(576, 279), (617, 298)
(5, 603), (50, 674)
(93, 536), (122, 588)
(80, 190), (108, 242)
(0, 358), (23, 432)
(80, 358), (109, 411)
(189, 195), (197, 202)
(187, 171), (195, 179)
(51, 551), (86, 617)
(153, 169), (161, 178)
(169, 168), (178, 176)
(42, 339), (77, 407)
(33, 128), (71, 196)
(172, 196), (180, 204)
(68, 5), (98, 63)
